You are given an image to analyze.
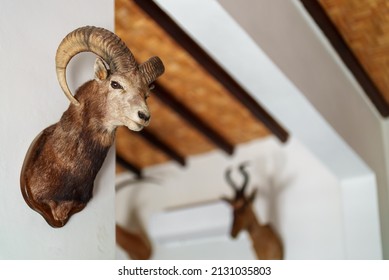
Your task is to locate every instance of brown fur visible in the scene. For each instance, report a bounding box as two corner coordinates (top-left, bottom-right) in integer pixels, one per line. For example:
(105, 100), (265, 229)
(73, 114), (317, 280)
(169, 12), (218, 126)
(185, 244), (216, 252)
(20, 57), (156, 228)
(21, 80), (115, 227)
(20, 27), (164, 228)
(223, 163), (283, 259)
(230, 197), (283, 260)
(116, 224), (152, 260)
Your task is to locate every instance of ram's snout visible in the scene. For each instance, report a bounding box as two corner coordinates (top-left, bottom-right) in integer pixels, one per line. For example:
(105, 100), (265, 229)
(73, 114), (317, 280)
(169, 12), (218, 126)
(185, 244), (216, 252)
(123, 98), (151, 131)
(134, 105), (151, 128)
(138, 110), (150, 123)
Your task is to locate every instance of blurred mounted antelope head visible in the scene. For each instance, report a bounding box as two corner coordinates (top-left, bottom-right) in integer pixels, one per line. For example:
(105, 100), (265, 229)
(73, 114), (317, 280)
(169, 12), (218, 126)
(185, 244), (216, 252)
(223, 162), (283, 260)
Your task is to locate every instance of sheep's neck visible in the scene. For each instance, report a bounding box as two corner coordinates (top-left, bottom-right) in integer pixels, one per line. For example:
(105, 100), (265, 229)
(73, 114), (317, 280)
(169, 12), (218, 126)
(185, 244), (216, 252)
(49, 100), (115, 178)
(59, 99), (115, 148)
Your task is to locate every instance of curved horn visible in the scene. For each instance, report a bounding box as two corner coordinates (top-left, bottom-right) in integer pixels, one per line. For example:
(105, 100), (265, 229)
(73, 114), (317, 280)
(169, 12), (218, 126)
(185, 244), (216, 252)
(55, 26), (138, 106)
(238, 162), (250, 194)
(225, 167), (239, 192)
(139, 56), (165, 85)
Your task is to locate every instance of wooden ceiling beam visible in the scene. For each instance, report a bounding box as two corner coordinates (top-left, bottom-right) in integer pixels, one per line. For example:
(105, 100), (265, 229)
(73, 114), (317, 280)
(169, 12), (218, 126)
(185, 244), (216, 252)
(153, 83), (234, 155)
(134, 0), (289, 143)
(116, 154), (143, 178)
(301, 0), (389, 118)
(138, 129), (186, 166)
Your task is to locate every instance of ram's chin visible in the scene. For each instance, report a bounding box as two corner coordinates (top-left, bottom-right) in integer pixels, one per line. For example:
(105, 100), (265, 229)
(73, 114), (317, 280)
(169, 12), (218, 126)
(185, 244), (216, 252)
(125, 121), (144, 132)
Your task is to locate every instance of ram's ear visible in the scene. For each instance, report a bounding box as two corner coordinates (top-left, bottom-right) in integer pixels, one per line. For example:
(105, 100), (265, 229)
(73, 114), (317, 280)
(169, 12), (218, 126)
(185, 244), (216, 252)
(94, 58), (109, 81)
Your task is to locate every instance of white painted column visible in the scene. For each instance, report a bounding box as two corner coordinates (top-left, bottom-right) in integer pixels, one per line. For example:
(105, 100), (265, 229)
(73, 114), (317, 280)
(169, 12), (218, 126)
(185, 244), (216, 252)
(0, 0), (115, 259)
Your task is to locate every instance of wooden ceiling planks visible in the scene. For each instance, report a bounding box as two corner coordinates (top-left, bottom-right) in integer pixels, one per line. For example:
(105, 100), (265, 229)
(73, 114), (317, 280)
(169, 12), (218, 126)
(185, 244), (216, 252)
(320, 0), (389, 105)
(133, 0), (288, 143)
(116, 126), (171, 169)
(116, 0), (272, 140)
(152, 83), (234, 155)
(115, 0), (287, 173)
(145, 96), (216, 157)
(302, 0), (389, 117)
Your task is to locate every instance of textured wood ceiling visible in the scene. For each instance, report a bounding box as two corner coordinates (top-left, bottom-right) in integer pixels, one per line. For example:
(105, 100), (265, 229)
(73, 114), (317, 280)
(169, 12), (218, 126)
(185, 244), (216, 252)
(319, 0), (389, 114)
(310, 0), (389, 117)
(115, 0), (389, 175)
(114, 0), (288, 175)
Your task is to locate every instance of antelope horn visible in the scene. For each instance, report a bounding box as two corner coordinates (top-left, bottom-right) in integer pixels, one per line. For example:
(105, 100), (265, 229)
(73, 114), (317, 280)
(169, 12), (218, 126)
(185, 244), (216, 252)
(55, 26), (138, 106)
(225, 167), (239, 192)
(238, 162), (250, 194)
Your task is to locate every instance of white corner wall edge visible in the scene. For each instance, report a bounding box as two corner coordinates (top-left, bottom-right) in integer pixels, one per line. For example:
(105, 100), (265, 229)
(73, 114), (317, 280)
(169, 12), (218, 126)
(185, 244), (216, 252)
(154, 0), (382, 259)
(0, 0), (115, 259)
(341, 175), (382, 259)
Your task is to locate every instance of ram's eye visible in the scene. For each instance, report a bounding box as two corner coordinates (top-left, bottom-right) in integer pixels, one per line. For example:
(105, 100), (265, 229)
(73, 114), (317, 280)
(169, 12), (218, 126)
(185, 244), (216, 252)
(149, 84), (155, 91)
(110, 81), (123, 90)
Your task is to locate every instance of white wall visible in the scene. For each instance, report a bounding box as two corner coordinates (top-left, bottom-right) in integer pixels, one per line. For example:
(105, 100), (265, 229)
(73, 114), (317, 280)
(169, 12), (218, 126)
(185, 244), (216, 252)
(0, 0), (115, 259)
(216, 0), (386, 258)
(116, 137), (352, 259)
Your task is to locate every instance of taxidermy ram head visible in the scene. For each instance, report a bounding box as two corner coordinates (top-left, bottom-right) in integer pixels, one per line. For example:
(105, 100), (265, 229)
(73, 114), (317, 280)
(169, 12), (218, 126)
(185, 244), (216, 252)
(20, 26), (164, 227)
